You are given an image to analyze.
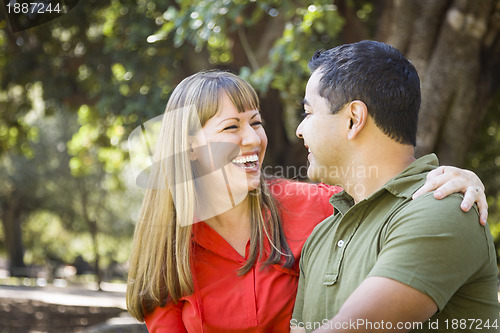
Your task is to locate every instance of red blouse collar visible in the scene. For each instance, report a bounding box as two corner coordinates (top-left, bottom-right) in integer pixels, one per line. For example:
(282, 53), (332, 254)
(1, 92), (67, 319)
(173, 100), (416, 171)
(191, 221), (249, 263)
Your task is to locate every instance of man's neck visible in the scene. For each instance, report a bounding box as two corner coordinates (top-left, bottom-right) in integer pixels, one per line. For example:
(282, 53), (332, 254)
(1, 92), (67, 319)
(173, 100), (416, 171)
(341, 146), (416, 203)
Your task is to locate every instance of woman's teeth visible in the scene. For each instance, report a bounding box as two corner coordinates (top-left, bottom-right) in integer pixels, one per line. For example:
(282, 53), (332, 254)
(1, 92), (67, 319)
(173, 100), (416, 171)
(232, 154), (259, 169)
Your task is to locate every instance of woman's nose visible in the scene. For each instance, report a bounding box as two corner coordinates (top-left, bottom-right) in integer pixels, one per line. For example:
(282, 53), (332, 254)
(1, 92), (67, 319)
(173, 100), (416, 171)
(241, 125), (260, 146)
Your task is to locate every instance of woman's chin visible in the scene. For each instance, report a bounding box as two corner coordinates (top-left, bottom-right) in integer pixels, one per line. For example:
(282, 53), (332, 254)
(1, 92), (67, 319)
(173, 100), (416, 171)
(247, 168), (262, 190)
(247, 180), (260, 192)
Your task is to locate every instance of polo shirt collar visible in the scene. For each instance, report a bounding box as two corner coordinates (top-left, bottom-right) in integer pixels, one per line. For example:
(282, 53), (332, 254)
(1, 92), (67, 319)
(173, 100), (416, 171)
(329, 191), (354, 216)
(329, 154), (439, 214)
(382, 153), (438, 198)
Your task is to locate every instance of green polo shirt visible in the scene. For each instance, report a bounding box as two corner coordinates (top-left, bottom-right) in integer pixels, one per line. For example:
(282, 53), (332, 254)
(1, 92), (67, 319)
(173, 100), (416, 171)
(292, 154), (499, 332)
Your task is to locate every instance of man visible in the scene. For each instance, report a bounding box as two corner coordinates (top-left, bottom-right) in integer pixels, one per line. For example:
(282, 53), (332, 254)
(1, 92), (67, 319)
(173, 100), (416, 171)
(291, 40), (499, 332)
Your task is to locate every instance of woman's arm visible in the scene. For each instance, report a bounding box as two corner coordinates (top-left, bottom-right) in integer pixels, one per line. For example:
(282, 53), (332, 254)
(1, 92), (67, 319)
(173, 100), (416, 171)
(413, 166), (488, 225)
(145, 301), (187, 333)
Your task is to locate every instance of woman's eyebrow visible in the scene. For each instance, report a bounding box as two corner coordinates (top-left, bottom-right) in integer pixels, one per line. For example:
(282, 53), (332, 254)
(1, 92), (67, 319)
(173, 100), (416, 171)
(217, 117), (240, 126)
(250, 112), (261, 119)
(217, 111), (260, 126)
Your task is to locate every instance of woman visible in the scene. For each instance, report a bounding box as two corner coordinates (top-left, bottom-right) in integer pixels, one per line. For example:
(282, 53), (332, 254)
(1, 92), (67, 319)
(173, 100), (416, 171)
(126, 71), (487, 332)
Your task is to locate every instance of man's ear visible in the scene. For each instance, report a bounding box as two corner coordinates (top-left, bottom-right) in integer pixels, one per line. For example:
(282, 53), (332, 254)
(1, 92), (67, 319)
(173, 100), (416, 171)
(346, 100), (368, 140)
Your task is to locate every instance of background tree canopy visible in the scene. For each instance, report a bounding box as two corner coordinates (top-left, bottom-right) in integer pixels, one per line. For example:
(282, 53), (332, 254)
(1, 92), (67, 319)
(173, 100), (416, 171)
(0, 0), (499, 279)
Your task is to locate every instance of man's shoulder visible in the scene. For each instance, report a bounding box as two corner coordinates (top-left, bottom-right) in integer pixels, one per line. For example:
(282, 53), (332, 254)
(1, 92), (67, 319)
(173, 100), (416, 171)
(370, 191), (497, 315)
(383, 191), (489, 254)
(394, 191), (479, 225)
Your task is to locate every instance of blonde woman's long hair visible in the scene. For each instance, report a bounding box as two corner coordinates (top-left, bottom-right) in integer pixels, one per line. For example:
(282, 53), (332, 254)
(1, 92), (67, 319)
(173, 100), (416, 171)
(126, 71), (293, 321)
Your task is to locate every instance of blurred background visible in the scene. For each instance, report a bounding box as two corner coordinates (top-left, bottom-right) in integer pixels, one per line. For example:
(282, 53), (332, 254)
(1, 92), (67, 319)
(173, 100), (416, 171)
(1, 0), (499, 332)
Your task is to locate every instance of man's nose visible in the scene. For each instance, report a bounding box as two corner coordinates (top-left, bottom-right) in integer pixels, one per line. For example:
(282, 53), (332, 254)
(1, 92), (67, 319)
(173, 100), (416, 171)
(296, 121), (304, 139)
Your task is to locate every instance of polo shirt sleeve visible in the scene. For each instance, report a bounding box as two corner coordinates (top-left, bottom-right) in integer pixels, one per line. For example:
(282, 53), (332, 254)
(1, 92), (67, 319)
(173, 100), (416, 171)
(368, 192), (494, 311)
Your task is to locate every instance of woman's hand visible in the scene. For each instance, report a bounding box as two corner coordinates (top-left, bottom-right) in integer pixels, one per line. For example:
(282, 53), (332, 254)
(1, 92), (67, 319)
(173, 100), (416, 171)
(413, 166), (488, 225)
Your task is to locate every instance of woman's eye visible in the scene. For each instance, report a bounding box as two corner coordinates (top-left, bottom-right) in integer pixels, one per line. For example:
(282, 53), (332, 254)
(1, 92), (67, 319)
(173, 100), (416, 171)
(223, 125), (238, 131)
(251, 121), (263, 126)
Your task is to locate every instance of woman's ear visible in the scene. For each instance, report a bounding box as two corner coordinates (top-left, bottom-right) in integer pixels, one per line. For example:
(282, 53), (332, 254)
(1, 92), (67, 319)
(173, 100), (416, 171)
(346, 100), (368, 140)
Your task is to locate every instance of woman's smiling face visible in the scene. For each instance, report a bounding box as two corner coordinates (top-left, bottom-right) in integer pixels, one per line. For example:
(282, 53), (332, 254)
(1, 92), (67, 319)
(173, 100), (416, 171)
(191, 92), (267, 193)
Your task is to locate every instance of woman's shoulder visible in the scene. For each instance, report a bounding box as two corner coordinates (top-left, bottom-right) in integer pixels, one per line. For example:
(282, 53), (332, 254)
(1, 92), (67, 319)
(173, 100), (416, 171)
(266, 179), (340, 241)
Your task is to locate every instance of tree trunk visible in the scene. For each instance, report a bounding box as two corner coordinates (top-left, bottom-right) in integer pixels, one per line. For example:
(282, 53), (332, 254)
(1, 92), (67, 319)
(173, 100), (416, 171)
(377, 0), (500, 166)
(89, 219), (102, 291)
(78, 180), (102, 290)
(1, 192), (26, 276)
(260, 88), (308, 172)
(208, 13), (308, 172)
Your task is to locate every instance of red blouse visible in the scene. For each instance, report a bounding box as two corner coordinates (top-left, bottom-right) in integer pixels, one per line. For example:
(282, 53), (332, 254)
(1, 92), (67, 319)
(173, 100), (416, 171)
(145, 180), (341, 332)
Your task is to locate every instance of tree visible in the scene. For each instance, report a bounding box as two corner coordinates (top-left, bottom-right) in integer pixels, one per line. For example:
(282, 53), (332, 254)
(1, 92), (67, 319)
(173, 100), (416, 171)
(0, 108), (76, 275)
(0, 107), (138, 278)
(147, 0), (500, 167)
(374, 0), (500, 166)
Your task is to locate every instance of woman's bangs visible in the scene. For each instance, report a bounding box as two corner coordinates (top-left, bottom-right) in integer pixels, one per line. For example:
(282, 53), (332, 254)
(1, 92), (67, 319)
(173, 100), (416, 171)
(223, 78), (260, 113)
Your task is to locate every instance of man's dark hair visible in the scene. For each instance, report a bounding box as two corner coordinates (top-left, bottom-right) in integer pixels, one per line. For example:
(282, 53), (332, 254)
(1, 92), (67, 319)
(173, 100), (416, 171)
(308, 40), (420, 146)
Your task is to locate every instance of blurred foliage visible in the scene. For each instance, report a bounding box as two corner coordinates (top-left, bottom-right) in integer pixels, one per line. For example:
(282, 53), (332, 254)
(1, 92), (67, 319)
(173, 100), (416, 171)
(0, 0), (353, 274)
(466, 91), (500, 259)
(0, 107), (140, 272)
(0, 0), (499, 276)
(23, 211), (133, 267)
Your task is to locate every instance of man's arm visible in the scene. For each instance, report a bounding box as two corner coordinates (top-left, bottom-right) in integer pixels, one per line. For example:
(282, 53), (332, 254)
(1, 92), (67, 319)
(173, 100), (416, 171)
(313, 277), (437, 333)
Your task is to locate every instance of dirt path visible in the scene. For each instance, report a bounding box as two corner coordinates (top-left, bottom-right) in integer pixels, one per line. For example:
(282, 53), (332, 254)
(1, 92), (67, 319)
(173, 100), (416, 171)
(0, 284), (147, 333)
